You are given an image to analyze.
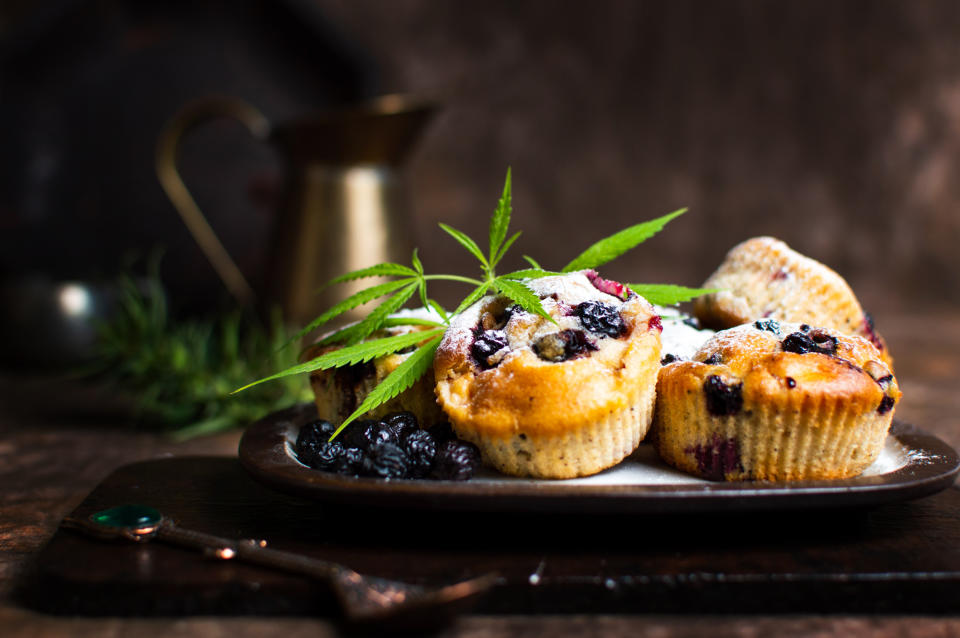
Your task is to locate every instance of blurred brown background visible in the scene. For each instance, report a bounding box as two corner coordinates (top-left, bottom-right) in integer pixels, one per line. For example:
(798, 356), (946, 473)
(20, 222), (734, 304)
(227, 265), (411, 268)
(2, 0), (959, 326)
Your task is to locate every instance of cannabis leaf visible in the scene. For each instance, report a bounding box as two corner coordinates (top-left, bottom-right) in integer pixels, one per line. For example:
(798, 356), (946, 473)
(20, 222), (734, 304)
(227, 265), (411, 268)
(330, 334), (444, 438)
(501, 268), (562, 280)
(287, 277), (417, 346)
(628, 283), (719, 306)
(323, 262), (417, 287)
(562, 208), (686, 272)
(235, 167), (712, 445)
(233, 327), (445, 393)
(495, 278), (553, 321)
(488, 167), (512, 266)
(439, 223), (488, 267)
(454, 281), (492, 316)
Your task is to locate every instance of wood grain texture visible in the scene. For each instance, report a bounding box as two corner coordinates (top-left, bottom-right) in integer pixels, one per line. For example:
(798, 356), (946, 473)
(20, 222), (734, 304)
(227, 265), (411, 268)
(15, 455), (960, 617)
(1, 310), (959, 636)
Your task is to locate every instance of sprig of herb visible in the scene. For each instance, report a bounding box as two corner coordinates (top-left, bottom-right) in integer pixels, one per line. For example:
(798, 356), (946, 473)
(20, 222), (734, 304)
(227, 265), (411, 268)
(90, 271), (312, 440)
(628, 283), (719, 306)
(235, 168), (711, 440)
(561, 208), (686, 272)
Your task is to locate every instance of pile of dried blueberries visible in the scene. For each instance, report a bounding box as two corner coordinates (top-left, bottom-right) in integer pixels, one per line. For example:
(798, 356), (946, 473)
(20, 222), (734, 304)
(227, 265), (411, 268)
(295, 411), (481, 481)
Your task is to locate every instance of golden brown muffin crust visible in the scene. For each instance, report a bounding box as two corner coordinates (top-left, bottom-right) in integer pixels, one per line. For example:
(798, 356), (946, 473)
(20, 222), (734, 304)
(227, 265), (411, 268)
(434, 272), (662, 438)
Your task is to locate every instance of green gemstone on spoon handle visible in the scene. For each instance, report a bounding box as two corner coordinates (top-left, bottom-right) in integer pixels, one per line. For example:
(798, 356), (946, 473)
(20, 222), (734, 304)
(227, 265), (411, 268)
(89, 504), (162, 529)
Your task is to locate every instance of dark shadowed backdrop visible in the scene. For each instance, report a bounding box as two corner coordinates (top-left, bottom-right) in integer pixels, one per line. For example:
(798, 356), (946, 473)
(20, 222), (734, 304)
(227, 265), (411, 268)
(2, 0), (959, 324)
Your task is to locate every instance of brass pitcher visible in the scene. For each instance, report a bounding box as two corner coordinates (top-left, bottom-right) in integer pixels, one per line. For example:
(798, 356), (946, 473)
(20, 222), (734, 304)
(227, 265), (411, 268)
(156, 94), (436, 325)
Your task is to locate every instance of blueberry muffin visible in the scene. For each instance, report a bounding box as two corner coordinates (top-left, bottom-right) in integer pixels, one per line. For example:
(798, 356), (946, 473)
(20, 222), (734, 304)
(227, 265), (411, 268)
(653, 320), (900, 481)
(693, 237), (892, 367)
(304, 309), (447, 426)
(433, 270), (663, 479)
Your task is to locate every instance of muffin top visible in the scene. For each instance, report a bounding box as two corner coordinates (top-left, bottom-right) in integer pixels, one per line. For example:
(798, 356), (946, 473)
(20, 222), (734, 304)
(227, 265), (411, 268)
(694, 237), (865, 330)
(661, 319), (899, 416)
(434, 271), (662, 436)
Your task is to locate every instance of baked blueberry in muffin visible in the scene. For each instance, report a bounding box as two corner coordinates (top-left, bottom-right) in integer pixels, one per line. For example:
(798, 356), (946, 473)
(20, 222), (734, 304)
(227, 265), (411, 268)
(433, 271), (663, 479)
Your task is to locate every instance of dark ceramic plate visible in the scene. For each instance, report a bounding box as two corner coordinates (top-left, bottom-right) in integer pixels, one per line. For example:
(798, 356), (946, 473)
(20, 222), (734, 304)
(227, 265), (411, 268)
(239, 403), (960, 514)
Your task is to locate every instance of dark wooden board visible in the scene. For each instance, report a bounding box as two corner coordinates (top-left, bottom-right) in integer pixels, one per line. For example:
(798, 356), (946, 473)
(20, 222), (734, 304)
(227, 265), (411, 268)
(16, 456), (960, 617)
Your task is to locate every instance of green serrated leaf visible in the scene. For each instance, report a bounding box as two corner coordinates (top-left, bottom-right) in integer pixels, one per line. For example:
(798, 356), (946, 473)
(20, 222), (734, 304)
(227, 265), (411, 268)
(501, 268), (562, 280)
(628, 284), (719, 305)
(411, 248), (424, 275)
(285, 277), (417, 348)
(237, 327), (444, 395)
(427, 299), (449, 323)
(562, 208), (687, 273)
(330, 335), (443, 440)
(453, 282), (491, 316)
(439, 223), (488, 267)
(417, 278), (429, 310)
(381, 316), (444, 328)
(316, 328), (447, 371)
(492, 231), (522, 268)
(323, 327), (445, 368)
(494, 278), (555, 323)
(342, 282), (419, 346)
(324, 263), (417, 288)
(299, 310), (441, 359)
(523, 255), (543, 269)
(488, 167), (512, 264)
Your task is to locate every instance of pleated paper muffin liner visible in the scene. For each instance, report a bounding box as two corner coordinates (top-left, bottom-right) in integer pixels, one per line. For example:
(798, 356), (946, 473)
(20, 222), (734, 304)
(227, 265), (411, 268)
(454, 375), (658, 480)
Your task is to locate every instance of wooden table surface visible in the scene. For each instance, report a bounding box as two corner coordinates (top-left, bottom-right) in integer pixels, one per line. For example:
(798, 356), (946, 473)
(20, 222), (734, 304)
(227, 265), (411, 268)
(2, 310), (959, 637)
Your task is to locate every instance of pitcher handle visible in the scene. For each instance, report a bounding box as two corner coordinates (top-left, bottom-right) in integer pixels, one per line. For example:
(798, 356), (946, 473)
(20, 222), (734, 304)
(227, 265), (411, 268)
(155, 96), (271, 306)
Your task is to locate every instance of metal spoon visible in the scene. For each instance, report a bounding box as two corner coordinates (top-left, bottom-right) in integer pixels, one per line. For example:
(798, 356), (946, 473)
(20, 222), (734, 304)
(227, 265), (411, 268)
(62, 505), (497, 627)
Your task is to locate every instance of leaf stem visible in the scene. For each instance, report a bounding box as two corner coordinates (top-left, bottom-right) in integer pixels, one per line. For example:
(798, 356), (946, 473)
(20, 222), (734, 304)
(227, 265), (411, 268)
(422, 274), (485, 286)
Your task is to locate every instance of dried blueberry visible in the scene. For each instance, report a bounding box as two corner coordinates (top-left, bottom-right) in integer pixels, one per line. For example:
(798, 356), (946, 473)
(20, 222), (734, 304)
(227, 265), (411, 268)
(754, 318), (781, 335)
(431, 439), (482, 481)
(533, 329), (597, 362)
(703, 352), (723, 365)
(781, 329), (837, 355)
(309, 441), (346, 472)
(661, 353), (680, 365)
(575, 301), (627, 338)
(361, 442), (412, 479)
(682, 316), (702, 330)
(336, 447), (365, 475)
(295, 419), (337, 466)
(471, 329), (509, 369)
(404, 429), (438, 478)
(340, 419), (397, 451)
(297, 419), (335, 449)
(382, 411), (419, 442)
(703, 375), (743, 416)
(428, 421), (456, 445)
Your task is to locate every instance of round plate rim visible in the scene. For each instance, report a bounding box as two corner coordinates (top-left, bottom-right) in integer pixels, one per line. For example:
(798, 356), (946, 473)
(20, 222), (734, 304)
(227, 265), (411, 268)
(238, 403), (960, 514)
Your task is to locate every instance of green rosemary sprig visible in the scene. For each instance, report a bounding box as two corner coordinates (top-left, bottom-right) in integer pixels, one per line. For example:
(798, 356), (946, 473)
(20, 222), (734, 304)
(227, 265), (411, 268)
(235, 168), (712, 439)
(90, 272), (312, 440)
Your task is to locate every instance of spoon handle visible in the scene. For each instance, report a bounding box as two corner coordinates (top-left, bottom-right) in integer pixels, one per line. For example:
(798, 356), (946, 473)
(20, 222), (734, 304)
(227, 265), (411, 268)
(153, 518), (347, 581)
